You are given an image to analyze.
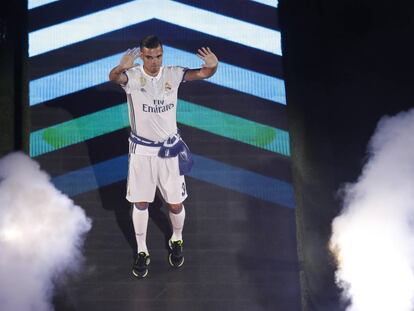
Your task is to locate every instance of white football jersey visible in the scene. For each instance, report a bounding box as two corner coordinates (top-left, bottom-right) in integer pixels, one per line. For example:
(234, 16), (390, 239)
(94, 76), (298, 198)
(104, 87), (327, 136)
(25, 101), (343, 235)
(122, 65), (187, 144)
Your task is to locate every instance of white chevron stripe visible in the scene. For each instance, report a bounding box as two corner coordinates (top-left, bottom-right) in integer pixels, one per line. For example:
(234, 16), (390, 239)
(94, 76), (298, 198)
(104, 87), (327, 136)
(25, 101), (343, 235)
(29, 46), (286, 106)
(250, 0), (279, 8)
(29, 0), (154, 57)
(157, 1), (281, 55)
(28, 0), (60, 9)
(29, 0), (282, 57)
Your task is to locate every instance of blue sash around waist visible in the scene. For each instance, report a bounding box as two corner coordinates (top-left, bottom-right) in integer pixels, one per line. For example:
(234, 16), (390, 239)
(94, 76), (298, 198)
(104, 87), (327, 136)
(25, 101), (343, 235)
(129, 132), (194, 175)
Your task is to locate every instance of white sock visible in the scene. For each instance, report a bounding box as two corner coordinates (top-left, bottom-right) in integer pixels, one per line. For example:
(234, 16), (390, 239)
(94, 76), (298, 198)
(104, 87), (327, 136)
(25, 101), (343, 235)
(169, 205), (186, 242)
(132, 205), (149, 255)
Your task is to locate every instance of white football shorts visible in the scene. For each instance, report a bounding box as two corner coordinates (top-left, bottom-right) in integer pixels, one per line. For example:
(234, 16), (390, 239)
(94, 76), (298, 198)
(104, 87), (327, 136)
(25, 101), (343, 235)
(126, 153), (188, 204)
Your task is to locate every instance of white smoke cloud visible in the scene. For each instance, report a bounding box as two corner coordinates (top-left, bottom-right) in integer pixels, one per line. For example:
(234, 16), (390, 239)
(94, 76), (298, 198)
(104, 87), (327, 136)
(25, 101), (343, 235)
(330, 108), (414, 311)
(0, 152), (92, 311)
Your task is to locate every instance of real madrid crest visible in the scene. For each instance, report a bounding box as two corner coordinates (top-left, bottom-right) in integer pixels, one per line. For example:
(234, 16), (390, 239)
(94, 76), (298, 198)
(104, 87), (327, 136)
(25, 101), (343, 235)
(165, 82), (172, 92)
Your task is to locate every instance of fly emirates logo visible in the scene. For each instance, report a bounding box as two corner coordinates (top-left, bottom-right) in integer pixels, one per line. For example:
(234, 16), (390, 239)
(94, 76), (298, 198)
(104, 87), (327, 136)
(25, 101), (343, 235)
(143, 100), (174, 113)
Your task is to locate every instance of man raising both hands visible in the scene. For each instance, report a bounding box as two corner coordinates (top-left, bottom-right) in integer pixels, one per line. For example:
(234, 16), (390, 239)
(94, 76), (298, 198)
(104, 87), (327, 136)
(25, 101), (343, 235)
(109, 35), (218, 278)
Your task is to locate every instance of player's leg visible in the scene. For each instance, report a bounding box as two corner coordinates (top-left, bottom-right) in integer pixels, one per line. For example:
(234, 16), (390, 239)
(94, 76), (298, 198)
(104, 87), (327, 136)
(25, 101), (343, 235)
(131, 202), (151, 278)
(167, 202), (185, 268)
(157, 157), (187, 268)
(168, 203), (185, 242)
(127, 154), (157, 278)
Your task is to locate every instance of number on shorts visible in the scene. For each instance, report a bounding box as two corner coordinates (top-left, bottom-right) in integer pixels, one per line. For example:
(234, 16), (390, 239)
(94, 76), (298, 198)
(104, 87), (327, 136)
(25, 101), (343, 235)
(181, 182), (186, 196)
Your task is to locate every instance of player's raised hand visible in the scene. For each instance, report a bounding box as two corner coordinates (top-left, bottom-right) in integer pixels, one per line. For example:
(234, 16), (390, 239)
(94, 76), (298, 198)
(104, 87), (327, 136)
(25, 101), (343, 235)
(197, 47), (218, 68)
(119, 47), (140, 70)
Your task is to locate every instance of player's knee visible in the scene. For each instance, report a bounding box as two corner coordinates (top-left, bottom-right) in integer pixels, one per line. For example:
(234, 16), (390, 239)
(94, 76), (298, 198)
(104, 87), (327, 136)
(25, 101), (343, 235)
(168, 203), (183, 214)
(134, 202), (149, 210)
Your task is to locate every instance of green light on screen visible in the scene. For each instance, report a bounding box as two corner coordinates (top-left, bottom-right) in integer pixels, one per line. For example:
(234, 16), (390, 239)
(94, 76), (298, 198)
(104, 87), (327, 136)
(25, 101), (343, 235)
(30, 100), (290, 157)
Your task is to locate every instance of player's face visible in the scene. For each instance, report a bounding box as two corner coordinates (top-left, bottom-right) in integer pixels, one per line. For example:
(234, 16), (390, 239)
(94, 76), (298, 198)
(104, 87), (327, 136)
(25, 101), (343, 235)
(140, 45), (163, 76)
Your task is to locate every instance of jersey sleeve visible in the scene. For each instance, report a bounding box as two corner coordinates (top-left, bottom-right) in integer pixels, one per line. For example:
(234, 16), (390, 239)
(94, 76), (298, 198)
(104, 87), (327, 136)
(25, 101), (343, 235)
(121, 67), (140, 93)
(171, 66), (189, 86)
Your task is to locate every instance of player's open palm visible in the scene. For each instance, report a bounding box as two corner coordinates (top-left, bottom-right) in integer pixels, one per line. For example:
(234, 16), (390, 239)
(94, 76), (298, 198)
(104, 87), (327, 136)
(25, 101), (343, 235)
(197, 47), (218, 68)
(119, 47), (140, 70)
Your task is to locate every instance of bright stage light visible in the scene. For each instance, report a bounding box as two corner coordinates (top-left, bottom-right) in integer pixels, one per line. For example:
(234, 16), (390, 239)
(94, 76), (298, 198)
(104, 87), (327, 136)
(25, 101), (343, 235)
(331, 213), (414, 311)
(1, 227), (23, 242)
(330, 108), (414, 311)
(0, 152), (91, 311)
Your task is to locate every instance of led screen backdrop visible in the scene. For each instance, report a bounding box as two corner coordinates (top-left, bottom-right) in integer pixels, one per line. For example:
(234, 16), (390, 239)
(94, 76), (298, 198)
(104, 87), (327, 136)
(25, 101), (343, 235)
(28, 0), (293, 208)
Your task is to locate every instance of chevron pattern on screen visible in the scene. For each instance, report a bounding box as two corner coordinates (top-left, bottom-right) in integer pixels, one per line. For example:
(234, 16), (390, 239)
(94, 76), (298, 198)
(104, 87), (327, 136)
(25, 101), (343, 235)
(29, 0), (294, 208)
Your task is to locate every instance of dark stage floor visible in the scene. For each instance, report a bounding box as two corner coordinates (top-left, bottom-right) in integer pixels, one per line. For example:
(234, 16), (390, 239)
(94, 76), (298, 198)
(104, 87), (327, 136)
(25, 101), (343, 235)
(51, 177), (300, 311)
(35, 126), (301, 311)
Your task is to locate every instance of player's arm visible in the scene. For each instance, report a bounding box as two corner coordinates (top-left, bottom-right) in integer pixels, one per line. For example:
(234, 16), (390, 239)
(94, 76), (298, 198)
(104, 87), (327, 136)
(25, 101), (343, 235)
(184, 47), (218, 81)
(109, 47), (140, 85)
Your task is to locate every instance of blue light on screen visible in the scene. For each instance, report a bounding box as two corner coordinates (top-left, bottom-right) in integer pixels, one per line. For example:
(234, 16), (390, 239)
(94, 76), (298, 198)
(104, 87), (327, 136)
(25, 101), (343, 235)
(30, 46), (286, 106)
(51, 154), (295, 208)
